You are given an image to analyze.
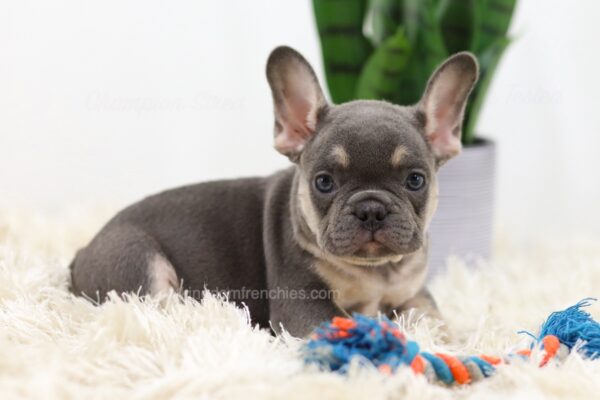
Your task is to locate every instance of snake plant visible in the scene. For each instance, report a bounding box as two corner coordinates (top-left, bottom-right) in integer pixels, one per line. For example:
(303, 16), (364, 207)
(313, 0), (516, 144)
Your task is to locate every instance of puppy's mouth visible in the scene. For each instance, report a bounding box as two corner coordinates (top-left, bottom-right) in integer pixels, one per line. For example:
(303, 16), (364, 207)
(361, 240), (385, 255)
(335, 231), (404, 266)
(354, 232), (392, 257)
(322, 217), (422, 266)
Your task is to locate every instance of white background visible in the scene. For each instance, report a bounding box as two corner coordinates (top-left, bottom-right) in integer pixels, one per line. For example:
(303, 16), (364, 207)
(1, 0), (599, 239)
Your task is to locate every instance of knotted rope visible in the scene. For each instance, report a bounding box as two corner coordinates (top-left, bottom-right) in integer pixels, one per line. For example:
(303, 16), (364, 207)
(303, 299), (600, 385)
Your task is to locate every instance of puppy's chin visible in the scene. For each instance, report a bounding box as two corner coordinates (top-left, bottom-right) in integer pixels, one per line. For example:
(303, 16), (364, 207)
(353, 240), (393, 258)
(321, 229), (424, 267)
(340, 241), (402, 266)
(337, 252), (404, 267)
(321, 237), (399, 267)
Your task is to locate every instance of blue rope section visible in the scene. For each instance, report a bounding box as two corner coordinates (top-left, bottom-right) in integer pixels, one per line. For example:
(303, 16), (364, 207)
(302, 299), (599, 385)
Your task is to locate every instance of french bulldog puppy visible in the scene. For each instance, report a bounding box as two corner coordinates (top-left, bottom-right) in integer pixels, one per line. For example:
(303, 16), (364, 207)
(70, 46), (478, 337)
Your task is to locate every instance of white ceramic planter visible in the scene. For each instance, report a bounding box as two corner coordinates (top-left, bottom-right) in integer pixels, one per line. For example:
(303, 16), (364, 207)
(427, 139), (496, 279)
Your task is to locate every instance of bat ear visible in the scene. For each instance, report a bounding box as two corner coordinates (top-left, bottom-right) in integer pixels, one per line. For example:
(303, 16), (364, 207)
(266, 46), (328, 158)
(418, 52), (479, 163)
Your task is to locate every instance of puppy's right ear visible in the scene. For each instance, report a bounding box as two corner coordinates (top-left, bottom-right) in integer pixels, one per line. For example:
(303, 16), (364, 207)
(266, 46), (328, 159)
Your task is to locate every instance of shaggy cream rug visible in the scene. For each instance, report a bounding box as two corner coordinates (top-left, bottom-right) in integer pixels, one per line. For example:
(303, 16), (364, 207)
(0, 206), (599, 399)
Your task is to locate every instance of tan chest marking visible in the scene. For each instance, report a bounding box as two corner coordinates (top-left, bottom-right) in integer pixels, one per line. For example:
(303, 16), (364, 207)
(314, 252), (427, 316)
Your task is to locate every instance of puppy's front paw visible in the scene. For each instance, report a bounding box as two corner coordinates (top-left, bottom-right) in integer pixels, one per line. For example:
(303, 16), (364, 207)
(392, 308), (452, 348)
(395, 288), (453, 344)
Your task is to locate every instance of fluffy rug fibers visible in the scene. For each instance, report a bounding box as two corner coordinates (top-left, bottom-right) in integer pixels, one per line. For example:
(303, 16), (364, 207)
(0, 206), (599, 399)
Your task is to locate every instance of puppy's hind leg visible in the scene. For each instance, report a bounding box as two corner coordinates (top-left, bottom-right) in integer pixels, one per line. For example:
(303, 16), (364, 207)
(70, 224), (180, 302)
(147, 252), (180, 297)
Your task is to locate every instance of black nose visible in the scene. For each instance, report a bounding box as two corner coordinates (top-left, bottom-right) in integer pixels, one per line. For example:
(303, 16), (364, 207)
(353, 200), (388, 231)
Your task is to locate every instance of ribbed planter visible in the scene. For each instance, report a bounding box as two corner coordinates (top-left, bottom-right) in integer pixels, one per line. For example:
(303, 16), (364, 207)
(427, 138), (496, 279)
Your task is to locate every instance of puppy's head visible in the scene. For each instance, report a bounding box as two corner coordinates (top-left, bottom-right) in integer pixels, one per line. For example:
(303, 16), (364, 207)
(266, 46), (478, 266)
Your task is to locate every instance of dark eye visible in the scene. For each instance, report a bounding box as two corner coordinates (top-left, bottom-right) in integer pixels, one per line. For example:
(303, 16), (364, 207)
(314, 173), (335, 193)
(406, 172), (426, 191)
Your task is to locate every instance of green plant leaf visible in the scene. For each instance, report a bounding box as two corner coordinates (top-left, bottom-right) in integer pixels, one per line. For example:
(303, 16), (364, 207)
(463, 38), (511, 144)
(397, 0), (448, 104)
(365, 0), (403, 46)
(437, 0), (476, 54)
(312, 0), (516, 144)
(355, 27), (411, 101)
(312, 0), (373, 103)
(472, 0), (516, 53)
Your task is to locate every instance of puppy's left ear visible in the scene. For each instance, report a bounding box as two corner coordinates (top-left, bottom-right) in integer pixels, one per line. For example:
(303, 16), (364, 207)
(266, 46), (328, 159)
(418, 52), (479, 163)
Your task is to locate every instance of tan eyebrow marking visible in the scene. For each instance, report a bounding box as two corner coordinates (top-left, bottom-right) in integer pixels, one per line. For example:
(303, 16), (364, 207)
(331, 145), (350, 168)
(390, 145), (408, 167)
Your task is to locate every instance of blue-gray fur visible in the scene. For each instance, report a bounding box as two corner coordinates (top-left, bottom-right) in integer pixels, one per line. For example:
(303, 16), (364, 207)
(70, 46), (478, 337)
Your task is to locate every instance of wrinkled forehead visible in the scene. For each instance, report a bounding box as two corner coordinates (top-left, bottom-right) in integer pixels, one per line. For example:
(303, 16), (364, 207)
(303, 101), (434, 174)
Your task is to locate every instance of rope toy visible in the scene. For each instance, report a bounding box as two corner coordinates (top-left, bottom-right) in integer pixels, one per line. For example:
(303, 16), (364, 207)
(303, 298), (600, 385)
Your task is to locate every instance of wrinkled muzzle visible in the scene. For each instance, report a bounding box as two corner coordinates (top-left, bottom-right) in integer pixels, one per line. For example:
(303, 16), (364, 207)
(321, 190), (424, 259)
